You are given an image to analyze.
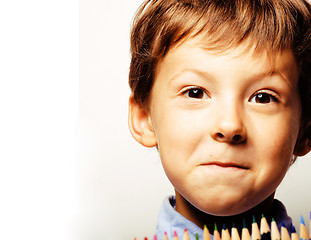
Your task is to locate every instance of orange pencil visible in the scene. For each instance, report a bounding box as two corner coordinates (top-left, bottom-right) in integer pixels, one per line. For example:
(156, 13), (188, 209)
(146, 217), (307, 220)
(214, 223), (221, 240)
(280, 223), (290, 240)
(183, 229), (190, 240)
(300, 215), (309, 240)
(242, 219), (251, 240)
(203, 225), (211, 240)
(222, 224), (231, 240)
(291, 226), (299, 240)
(251, 216), (261, 240)
(231, 222), (241, 240)
(260, 215), (270, 240)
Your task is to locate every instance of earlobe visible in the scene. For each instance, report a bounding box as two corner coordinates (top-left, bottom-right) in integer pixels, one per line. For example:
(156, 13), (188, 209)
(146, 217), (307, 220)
(128, 95), (157, 148)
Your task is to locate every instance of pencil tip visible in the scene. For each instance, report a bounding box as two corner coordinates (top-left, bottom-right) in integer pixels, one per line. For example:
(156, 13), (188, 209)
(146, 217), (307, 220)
(301, 215), (305, 225)
(195, 233), (199, 240)
(291, 225), (296, 233)
(232, 222), (236, 228)
(214, 223), (218, 231)
(223, 224), (227, 230)
(261, 214), (265, 218)
(243, 218), (246, 228)
(174, 231), (178, 237)
(253, 215), (256, 223)
(281, 222), (286, 228)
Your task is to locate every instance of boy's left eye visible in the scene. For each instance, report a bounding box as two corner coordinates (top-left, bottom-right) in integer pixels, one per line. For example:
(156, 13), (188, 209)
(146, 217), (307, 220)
(249, 92), (279, 104)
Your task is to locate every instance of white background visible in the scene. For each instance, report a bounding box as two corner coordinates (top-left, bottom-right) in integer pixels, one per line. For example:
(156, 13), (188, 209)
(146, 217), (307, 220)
(0, 0), (311, 240)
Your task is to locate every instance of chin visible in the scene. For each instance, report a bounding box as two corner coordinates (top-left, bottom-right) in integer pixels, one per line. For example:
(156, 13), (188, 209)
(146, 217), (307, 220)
(194, 198), (253, 216)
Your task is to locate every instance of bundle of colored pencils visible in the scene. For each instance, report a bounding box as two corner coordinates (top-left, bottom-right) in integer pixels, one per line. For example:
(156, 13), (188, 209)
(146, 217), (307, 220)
(134, 214), (311, 240)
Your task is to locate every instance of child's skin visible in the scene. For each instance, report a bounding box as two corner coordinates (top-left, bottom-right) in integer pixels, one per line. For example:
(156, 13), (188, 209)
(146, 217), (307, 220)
(129, 37), (310, 233)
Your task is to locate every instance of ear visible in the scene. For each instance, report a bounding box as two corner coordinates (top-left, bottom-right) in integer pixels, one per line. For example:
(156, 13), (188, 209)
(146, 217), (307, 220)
(128, 94), (157, 148)
(294, 122), (311, 156)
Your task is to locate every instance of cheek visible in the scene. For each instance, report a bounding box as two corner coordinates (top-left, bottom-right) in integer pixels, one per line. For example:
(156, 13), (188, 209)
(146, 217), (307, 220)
(251, 113), (300, 184)
(153, 109), (207, 178)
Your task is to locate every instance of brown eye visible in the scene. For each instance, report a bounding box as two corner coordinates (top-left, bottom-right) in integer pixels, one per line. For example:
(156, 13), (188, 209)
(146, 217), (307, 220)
(250, 92), (278, 104)
(187, 88), (205, 99)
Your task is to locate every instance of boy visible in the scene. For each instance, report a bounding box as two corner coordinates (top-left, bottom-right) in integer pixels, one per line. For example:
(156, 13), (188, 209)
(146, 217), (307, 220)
(128, 0), (311, 239)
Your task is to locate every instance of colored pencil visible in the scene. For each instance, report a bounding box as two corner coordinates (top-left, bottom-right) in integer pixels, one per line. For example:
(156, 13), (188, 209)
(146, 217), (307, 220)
(291, 226), (299, 240)
(300, 215), (309, 240)
(214, 223), (221, 240)
(164, 232), (169, 240)
(231, 222), (241, 240)
(153, 234), (158, 240)
(222, 224), (231, 240)
(242, 219), (251, 240)
(203, 225), (211, 240)
(195, 233), (199, 240)
(183, 229), (190, 240)
(251, 216), (261, 240)
(260, 215), (271, 240)
(270, 218), (280, 240)
(280, 223), (290, 240)
(173, 231), (179, 240)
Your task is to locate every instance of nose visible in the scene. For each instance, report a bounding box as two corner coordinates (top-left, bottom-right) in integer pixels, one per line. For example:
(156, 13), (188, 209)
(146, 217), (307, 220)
(211, 104), (247, 144)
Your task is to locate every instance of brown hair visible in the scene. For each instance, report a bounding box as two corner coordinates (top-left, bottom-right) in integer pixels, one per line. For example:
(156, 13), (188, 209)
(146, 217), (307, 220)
(129, 0), (311, 143)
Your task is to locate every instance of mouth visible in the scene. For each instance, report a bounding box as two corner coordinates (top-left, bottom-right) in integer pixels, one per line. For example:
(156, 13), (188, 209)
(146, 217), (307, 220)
(199, 161), (249, 170)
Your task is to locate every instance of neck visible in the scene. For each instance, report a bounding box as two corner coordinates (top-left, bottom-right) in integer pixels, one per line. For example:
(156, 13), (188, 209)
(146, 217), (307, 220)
(175, 191), (275, 234)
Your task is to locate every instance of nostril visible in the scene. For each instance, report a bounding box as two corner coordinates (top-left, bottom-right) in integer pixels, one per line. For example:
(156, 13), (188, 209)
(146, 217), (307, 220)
(232, 134), (242, 143)
(216, 133), (224, 138)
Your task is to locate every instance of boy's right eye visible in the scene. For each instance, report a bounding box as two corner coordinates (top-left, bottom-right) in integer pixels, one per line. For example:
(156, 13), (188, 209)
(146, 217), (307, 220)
(183, 88), (208, 99)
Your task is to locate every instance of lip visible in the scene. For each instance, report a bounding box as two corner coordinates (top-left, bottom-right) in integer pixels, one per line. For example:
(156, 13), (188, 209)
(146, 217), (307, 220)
(198, 161), (249, 170)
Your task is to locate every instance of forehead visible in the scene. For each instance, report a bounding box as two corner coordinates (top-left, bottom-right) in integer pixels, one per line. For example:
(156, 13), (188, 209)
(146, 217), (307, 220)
(154, 37), (299, 85)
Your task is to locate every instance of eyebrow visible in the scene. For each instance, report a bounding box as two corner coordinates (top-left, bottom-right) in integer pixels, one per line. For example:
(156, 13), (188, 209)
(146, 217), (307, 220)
(169, 68), (296, 89)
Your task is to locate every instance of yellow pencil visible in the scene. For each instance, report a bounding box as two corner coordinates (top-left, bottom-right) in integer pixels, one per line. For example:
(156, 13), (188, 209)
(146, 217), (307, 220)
(270, 218), (280, 240)
(291, 226), (299, 240)
(203, 225), (211, 240)
(242, 219), (251, 240)
(183, 229), (190, 240)
(231, 222), (241, 240)
(251, 216), (261, 240)
(214, 223), (221, 240)
(280, 223), (290, 240)
(260, 215), (270, 240)
(222, 224), (231, 240)
(300, 216), (309, 240)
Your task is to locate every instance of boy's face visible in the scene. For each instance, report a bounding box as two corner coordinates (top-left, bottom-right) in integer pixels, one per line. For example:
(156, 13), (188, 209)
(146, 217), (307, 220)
(146, 38), (301, 216)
